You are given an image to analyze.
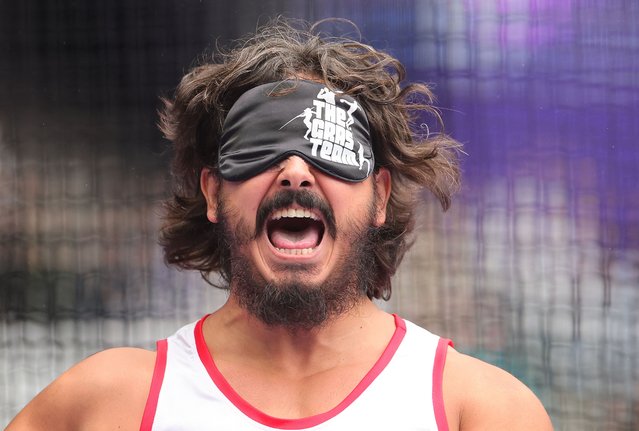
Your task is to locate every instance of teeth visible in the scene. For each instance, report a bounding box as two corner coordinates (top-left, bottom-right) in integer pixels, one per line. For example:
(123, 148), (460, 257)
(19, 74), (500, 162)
(271, 208), (318, 221)
(276, 247), (315, 255)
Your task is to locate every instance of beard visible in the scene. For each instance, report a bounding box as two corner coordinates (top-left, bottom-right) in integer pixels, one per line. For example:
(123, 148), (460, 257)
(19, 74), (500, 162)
(218, 189), (380, 331)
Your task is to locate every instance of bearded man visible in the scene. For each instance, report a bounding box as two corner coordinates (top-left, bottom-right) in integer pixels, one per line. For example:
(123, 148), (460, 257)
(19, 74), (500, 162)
(7, 19), (553, 431)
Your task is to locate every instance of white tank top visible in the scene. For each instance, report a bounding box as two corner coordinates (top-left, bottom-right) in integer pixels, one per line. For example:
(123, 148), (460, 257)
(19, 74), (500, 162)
(140, 315), (451, 431)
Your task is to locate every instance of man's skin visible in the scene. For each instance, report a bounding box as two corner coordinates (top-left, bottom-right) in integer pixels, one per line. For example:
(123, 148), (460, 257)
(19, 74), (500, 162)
(7, 156), (553, 430)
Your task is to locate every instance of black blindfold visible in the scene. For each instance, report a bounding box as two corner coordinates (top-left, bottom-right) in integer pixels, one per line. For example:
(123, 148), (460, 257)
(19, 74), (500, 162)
(218, 80), (374, 182)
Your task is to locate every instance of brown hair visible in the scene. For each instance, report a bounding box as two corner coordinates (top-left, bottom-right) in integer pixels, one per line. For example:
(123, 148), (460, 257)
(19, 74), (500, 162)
(159, 18), (461, 300)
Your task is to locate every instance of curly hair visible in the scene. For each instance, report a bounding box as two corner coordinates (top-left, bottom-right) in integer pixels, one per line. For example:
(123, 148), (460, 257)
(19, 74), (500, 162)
(158, 18), (462, 300)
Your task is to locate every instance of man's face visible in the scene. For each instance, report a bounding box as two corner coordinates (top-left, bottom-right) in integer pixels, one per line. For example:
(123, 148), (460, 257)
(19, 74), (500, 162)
(202, 156), (390, 329)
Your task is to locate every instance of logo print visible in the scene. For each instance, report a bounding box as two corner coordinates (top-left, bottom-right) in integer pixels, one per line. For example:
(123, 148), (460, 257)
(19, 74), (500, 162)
(280, 87), (371, 175)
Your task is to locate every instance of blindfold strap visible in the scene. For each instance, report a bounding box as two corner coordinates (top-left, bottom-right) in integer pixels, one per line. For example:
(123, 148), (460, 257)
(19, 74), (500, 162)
(219, 80), (374, 182)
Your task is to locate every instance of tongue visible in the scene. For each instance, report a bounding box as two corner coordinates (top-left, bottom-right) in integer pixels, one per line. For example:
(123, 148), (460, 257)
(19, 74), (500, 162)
(270, 225), (320, 249)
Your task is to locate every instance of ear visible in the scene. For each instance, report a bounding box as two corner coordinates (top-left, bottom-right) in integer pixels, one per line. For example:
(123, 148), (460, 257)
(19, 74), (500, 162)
(200, 168), (220, 223)
(372, 168), (391, 227)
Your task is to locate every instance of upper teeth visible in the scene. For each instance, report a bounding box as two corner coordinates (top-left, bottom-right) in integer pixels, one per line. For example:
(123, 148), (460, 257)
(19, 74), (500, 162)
(271, 208), (317, 220)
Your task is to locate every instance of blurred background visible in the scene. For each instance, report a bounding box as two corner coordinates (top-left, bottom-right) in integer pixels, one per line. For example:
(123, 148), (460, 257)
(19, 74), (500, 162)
(1, 1), (637, 429)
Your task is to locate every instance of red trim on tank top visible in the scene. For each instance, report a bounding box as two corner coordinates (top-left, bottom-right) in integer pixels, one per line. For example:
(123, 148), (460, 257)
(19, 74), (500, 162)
(139, 339), (168, 431)
(194, 314), (406, 430)
(433, 337), (453, 431)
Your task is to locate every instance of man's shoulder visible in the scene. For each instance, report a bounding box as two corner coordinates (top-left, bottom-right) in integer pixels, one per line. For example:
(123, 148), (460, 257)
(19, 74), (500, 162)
(72, 347), (157, 395)
(443, 347), (553, 431)
(55, 347), (157, 404)
(81, 346), (157, 375)
(6, 347), (156, 431)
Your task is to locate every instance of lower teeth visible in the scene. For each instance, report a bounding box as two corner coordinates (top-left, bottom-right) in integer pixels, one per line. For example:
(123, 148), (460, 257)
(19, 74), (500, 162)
(276, 247), (314, 255)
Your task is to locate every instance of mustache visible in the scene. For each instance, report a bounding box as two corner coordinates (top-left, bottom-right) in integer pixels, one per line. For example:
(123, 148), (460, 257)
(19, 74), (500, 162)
(255, 189), (337, 239)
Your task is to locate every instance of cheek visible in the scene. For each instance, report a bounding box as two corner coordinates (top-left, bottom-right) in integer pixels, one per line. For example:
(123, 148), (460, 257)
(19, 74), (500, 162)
(324, 182), (375, 223)
(222, 178), (272, 215)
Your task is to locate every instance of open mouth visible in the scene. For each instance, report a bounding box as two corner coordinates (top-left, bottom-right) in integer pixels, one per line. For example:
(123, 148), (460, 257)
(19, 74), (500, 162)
(266, 208), (325, 255)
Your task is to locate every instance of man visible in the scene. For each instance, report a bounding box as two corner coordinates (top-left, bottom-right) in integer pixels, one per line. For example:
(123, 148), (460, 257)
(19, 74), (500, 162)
(7, 19), (553, 430)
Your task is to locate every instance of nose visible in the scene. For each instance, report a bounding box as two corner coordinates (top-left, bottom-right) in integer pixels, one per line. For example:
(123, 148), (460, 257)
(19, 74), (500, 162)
(277, 156), (315, 188)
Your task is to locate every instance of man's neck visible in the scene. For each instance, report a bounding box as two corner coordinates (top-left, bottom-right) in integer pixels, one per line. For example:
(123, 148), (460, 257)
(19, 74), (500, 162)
(201, 295), (395, 377)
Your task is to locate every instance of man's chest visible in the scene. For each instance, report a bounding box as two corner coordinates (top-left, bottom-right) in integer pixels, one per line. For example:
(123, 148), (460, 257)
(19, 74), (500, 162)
(213, 357), (378, 419)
